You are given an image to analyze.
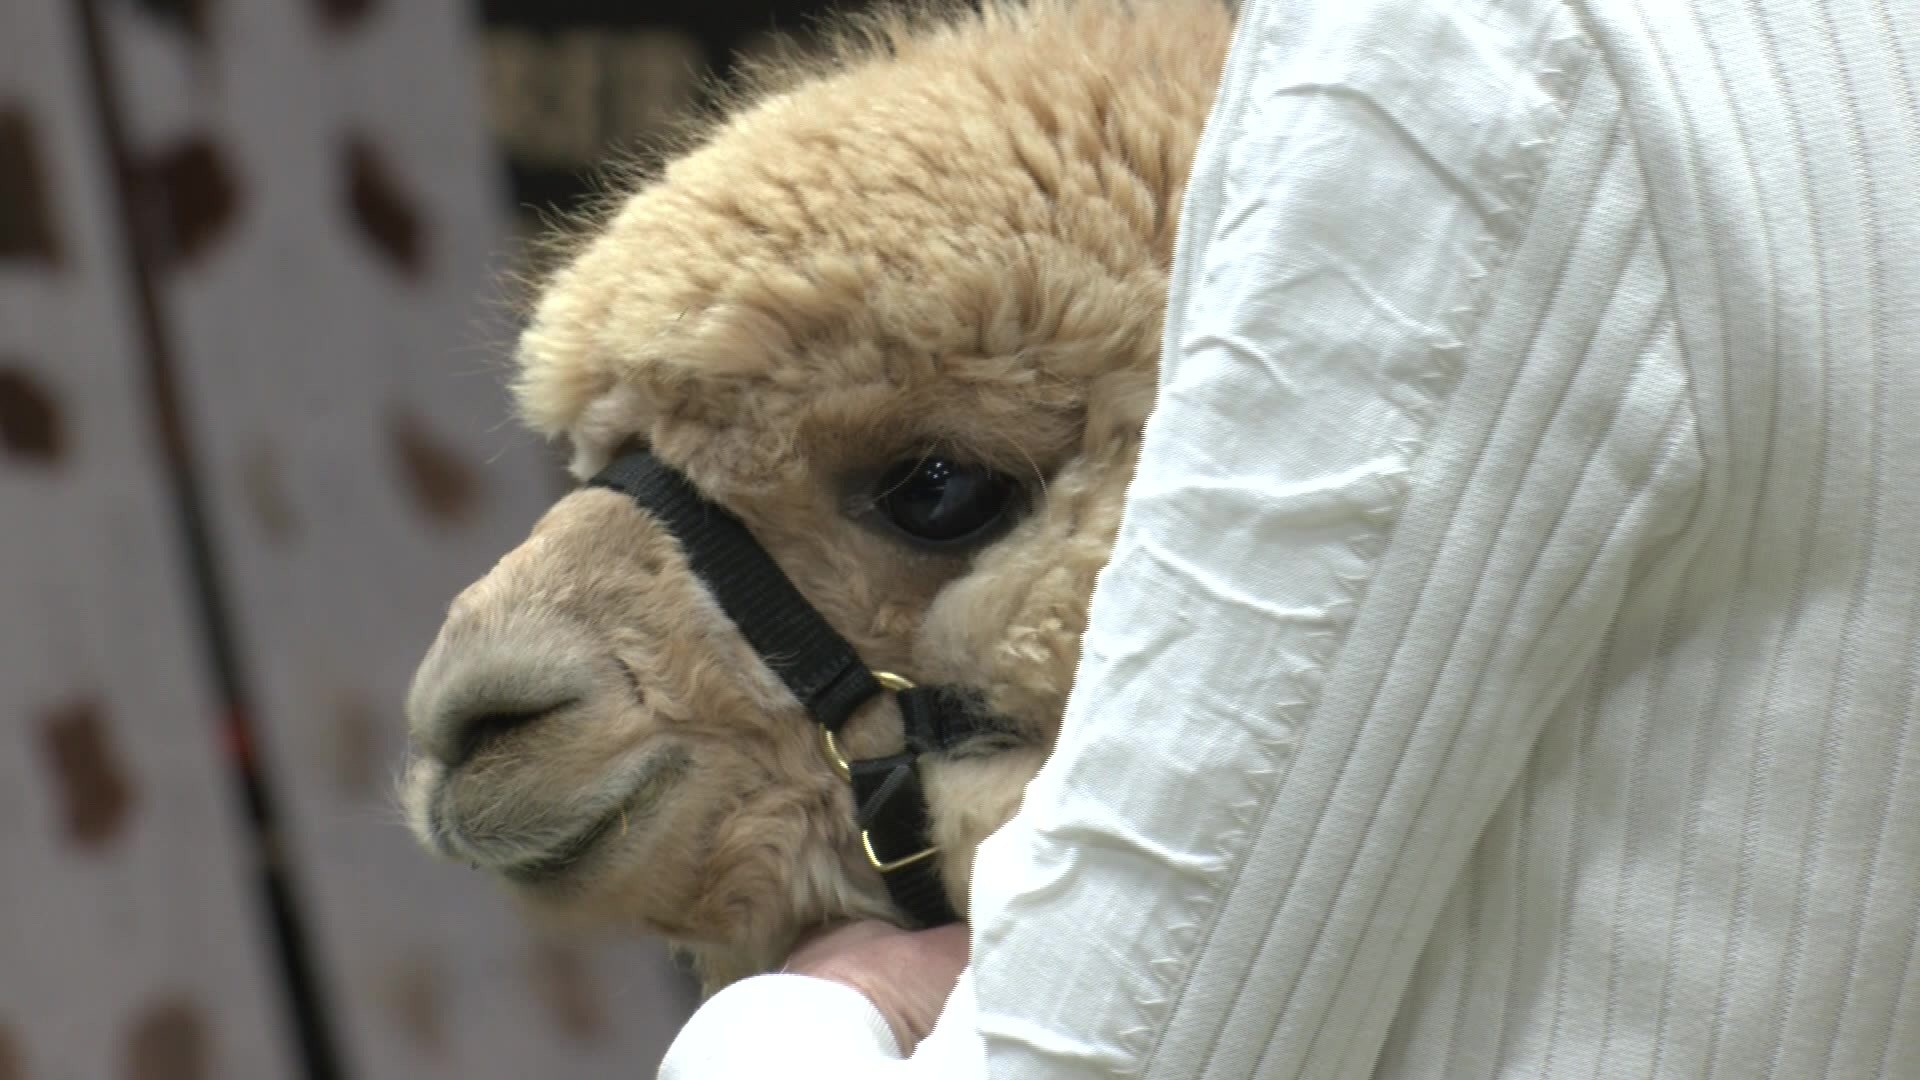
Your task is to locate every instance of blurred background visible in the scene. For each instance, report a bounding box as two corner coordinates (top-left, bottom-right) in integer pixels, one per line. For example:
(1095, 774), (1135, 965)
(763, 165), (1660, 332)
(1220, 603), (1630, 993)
(1, 1), (873, 1076)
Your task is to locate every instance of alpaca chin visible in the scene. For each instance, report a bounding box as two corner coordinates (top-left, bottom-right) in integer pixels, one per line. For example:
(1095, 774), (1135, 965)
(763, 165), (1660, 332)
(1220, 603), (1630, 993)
(676, 840), (902, 995)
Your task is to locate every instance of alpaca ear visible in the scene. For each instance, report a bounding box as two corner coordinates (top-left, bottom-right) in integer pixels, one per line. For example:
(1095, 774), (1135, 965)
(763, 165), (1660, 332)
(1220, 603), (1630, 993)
(562, 380), (654, 481)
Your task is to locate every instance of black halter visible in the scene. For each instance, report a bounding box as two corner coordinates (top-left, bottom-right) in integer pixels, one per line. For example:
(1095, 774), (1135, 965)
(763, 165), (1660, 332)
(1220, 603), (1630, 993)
(589, 448), (966, 928)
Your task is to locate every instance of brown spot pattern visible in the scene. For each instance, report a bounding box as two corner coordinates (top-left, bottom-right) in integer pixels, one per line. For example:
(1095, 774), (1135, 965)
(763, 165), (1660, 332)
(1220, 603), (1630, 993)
(328, 690), (379, 798)
(528, 939), (606, 1041)
(0, 109), (60, 263)
(344, 136), (425, 277)
(132, 138), (239, 268)
(312, 0), (375, 30)
(0, 1020), (20, 1080)
(41, 700), (135, 850)
(124, 997), (207, 1080)
(382, 953), (445, 1053)
(388, 407), (479, 525)
(128, 0), (215, 46)
(0, 366), (64, 462)
(239, 439), (297, 542)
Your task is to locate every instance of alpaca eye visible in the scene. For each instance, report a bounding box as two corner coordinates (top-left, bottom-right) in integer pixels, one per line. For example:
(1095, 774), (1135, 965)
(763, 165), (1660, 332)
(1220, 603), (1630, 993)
(874, 456), (1017, 546)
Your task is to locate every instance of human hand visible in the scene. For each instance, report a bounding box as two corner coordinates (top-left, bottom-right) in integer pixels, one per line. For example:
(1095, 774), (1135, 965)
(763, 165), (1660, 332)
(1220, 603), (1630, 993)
(782, 919), (970, 1053)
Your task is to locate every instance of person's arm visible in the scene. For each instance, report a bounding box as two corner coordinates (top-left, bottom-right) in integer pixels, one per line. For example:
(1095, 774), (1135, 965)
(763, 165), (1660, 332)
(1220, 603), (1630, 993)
(967, 0), (1702, 1078)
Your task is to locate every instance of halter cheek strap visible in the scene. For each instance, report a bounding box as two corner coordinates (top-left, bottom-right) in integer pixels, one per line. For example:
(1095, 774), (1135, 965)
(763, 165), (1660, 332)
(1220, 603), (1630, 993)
(589, 449), (962, 929)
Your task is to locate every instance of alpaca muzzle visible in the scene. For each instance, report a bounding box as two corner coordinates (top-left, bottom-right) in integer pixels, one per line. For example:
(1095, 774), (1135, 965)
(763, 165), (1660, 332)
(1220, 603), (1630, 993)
(588, 448), (980, 929)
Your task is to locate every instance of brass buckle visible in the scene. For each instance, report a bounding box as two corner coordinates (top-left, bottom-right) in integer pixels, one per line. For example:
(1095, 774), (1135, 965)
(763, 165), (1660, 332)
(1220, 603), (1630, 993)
(820, 728), (852, 780)
(822, 670), (940, 874)
(862, 829), (939, 873)
(819, 669), (917, 779)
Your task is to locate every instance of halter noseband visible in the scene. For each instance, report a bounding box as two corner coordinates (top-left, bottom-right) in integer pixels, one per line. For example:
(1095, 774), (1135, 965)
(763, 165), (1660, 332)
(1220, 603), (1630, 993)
(588, 448), (968, 929)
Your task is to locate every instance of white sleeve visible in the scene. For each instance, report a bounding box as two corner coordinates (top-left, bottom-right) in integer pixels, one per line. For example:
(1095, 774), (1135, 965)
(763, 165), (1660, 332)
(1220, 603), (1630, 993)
(657, 975), (899, 1079)
(657, 971), (987, 1080)
(966, 1), (1704, 1079)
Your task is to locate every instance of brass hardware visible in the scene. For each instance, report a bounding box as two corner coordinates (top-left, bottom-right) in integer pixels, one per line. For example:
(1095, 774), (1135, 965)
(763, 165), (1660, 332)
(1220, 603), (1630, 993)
(825, 669), (938, 873)
(821, 728), (852, 781)
(818, 671), (914, 780)
(862, 830), (939, 874)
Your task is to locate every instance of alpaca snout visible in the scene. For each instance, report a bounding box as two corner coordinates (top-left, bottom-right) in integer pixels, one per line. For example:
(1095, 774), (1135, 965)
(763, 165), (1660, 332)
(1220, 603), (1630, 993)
(405, 608), (601, 768)
(402, 603), (691, 884)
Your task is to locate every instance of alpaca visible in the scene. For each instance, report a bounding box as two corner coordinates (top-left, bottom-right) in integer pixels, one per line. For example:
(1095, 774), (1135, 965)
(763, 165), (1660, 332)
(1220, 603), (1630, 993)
(401, 0), (1233, 991)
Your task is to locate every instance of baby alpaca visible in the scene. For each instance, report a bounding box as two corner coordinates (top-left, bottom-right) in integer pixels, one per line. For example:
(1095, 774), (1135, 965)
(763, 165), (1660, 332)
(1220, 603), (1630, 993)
(402, 0), (1233, 990)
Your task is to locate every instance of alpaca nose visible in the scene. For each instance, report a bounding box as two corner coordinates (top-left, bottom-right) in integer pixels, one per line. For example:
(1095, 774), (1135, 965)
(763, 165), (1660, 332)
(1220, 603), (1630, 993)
(406, 611), (599, 768)
(437, 704), (567, 769)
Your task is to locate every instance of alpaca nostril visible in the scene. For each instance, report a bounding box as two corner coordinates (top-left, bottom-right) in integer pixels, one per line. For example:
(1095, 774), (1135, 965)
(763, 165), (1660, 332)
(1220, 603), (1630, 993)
(405, 611), (603, 769)
(444, 701), (575, 769)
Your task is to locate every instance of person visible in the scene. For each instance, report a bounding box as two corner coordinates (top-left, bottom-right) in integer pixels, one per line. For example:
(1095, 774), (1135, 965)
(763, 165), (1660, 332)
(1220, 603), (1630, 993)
(660, 0), (1920, 1075)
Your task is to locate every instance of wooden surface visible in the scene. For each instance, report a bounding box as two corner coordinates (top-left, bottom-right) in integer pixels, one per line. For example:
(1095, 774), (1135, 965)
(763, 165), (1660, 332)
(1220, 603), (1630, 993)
(0, 1), (299, 1075)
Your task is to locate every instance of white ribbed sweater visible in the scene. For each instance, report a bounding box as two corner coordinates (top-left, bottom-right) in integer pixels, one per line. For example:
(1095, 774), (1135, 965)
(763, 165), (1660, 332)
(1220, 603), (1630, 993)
(660, 0), (1920, 1077)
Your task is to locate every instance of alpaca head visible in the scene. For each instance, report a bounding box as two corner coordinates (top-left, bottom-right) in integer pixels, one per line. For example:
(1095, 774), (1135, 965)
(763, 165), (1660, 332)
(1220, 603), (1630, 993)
(400, 0), (1230, 989)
